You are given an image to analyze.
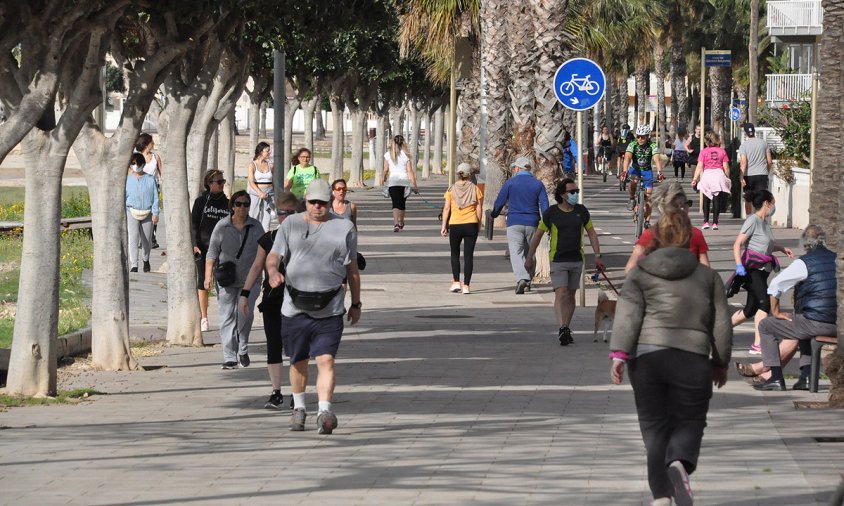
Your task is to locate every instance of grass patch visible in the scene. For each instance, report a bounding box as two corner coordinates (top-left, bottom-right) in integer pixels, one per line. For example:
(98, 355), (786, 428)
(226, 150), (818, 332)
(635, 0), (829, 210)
(0, 186), (91, 222)
(0, 388), (101, 407)
(0, 229), (93, 349)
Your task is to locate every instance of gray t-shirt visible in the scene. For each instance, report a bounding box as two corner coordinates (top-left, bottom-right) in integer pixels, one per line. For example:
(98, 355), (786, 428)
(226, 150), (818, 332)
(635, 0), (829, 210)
(206, 217), (264, 289)
(738, 137), (770, 177)
(740, 214), (775, 263)
(271, 213), (357, 318)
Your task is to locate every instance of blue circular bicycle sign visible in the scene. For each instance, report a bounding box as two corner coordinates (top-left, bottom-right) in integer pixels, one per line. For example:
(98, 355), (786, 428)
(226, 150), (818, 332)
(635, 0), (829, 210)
(553, 58), (606, 111)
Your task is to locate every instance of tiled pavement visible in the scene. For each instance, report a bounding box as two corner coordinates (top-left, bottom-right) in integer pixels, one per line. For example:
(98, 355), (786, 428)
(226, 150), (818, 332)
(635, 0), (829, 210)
(1, 173), (841, 505)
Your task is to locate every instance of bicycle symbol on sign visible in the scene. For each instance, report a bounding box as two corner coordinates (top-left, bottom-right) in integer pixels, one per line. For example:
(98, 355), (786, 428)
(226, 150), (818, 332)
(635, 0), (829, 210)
(559, 74), (601, 97)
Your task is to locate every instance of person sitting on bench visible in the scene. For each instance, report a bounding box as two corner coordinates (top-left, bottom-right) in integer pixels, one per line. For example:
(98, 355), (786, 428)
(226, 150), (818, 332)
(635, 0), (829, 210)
(752, 225), (838, 391)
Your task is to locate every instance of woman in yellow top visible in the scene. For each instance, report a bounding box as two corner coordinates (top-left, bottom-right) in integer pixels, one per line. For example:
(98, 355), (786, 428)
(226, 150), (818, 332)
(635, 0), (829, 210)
(441, 163), (484, 294)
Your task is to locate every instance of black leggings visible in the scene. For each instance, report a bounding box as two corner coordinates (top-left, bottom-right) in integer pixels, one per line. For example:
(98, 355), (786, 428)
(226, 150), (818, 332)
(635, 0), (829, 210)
(673, 161), (686, 179)
(388, 186), (407, 210)
(449, 223), (478, 285)
(702, 193), (722, 224)
(743, 269), (771, 319)
(260, 293), (283, 364)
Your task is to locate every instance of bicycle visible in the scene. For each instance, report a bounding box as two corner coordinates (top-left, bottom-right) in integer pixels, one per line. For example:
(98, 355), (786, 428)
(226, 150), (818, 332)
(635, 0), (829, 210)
(559, 74), (600, 97)
(626, 174), (647, 239)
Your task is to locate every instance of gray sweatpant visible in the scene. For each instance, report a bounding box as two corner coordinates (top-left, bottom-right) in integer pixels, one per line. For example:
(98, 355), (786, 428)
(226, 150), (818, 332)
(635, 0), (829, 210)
(758, 313), (837, 368)
(126, 209), (153, 268)
(217, 281), (261, 363)
(507, 225), (536, 283)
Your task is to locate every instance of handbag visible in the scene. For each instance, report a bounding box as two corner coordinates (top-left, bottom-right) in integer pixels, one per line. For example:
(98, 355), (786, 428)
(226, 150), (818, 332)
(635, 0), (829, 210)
(287, 283), (342, 311)
(214, 225), (252, 287)
(130, 208), (151, 221)
(356, 252), (366, 271)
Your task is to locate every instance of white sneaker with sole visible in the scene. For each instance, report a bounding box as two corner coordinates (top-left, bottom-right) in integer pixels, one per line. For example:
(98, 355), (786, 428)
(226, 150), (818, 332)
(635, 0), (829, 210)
(449, 282), (461, 293)
(462, 285), (470, 294)
(667, 460), (693, 506)
(200, 318), (209, 331)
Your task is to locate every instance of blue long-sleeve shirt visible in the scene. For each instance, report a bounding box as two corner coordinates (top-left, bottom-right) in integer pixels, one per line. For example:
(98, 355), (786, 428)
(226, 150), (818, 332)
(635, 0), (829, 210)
(126, 173), (160, 215)
(491, 171), (549, 227)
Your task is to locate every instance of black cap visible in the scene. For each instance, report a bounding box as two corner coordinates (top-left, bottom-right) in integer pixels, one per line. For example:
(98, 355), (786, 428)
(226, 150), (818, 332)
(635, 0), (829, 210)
(743, 123), (755, 136)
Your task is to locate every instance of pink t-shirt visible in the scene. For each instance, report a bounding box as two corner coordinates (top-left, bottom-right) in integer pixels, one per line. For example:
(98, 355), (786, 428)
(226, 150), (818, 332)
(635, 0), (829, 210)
(699, 147), (729, 170)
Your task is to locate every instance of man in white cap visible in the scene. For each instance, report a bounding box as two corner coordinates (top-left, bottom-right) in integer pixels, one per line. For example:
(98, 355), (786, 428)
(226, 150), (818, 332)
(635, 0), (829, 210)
(266, 179), (361, 434)
(491, 156), (550, 293)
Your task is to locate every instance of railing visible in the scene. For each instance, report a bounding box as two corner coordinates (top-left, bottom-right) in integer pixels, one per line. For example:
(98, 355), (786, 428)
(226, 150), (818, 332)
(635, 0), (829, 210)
(767, 1), (823, 34)
(765, 73), (812, 104)
(0, 217), (92, 235)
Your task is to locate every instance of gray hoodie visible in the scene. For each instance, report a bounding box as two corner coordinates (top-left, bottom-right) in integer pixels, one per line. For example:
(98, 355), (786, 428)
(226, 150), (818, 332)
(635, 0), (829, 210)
(610, 247), (732, 365)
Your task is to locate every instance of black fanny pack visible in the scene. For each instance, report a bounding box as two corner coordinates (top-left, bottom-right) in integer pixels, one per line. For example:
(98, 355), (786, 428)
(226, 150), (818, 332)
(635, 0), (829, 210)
(287, 283), (342, 311)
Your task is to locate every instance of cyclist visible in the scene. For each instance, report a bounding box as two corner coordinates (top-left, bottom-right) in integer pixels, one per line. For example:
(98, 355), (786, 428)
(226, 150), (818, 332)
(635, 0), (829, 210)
(615, 124), (635, 177)
(622, 125), (663, 228)
(595, 126), (615, 178)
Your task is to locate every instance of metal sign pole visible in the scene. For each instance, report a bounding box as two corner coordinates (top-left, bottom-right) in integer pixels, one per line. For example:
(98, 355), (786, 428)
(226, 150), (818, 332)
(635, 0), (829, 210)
(577, 110), (585, 307)
(699, 47), (706, 215)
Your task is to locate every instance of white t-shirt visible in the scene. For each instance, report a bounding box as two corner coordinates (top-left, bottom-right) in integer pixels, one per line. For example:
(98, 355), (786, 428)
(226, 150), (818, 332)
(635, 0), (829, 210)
(385, 150), (410, 187)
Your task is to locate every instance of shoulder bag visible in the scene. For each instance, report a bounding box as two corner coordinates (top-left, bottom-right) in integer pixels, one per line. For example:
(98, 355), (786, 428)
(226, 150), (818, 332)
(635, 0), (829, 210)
(214, 225), (252, 287)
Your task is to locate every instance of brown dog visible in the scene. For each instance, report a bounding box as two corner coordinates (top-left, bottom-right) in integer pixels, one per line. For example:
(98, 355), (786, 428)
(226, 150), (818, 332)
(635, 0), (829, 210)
(593, 290), (617, 343)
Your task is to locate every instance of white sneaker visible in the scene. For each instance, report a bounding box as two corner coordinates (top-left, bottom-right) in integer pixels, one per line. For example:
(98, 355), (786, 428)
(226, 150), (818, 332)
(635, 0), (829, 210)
(462, 285), (471, 294)
(668, 460), (693, 506)
(200, 318), (209, 331)
(449, 282), (461, 293)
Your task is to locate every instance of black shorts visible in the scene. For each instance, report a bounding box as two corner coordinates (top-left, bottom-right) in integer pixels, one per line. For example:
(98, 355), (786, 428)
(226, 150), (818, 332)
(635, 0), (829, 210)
(195, 252), (207, 290)
(388, 186), (408, 210)
(744, 175), (769, 194)
(281, 313), (344, 364)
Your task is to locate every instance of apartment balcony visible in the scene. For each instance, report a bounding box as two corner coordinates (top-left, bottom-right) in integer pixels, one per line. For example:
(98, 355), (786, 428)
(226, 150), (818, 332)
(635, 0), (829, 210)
(767, 1), (823, 37)
(765, 73), (812, 105)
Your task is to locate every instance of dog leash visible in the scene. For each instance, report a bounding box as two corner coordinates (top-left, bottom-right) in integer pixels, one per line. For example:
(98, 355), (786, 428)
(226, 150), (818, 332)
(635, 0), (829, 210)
(591, 269), (620, 296)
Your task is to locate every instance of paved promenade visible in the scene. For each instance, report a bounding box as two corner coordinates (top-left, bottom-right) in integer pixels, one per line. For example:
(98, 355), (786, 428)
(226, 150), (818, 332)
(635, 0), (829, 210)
(1, 173), (842, 505)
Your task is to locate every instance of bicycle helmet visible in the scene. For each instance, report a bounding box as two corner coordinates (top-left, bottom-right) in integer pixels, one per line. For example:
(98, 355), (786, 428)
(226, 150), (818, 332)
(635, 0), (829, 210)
(635, 125), (651, 136)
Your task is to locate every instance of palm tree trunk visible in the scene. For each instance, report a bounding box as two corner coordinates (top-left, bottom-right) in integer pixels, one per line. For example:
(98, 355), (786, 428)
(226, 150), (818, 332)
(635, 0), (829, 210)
(480, 0), (510, 227)
(422, 109), (432, 178)
(532, 0), (566, 154)
(635, 63), (648, 126)
(709, 66), (730, 145)
(433, 106), (444, 174)
(458, 53), (481, 165)
(670, 4), (689, 130)
(748, 0), (760, 123)
(655, 40), (668, 149)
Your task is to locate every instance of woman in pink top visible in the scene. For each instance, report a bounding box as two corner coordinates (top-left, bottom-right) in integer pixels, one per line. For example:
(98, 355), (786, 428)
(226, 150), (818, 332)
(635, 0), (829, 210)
(690, 132), (731, 230)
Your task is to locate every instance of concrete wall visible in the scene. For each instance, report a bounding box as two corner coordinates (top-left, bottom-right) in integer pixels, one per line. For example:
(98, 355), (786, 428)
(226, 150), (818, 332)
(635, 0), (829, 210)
(769, 164), (811, 229)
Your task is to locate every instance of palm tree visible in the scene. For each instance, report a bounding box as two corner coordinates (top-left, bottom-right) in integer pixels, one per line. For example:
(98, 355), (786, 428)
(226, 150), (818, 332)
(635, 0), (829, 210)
(808, 0), (843, 406)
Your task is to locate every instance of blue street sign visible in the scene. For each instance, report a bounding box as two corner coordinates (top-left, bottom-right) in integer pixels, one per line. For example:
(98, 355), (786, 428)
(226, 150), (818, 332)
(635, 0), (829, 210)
(732, 99), (747, 106)
(553, 58), (606, 111)
(730, 107), (741, 122)
(704, 50), (731, 67)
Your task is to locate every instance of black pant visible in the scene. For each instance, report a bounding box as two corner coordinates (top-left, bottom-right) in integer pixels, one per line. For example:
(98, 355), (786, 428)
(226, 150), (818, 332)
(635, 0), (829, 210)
(702, 193), (722, 224)
(388, 186), (407, 210)
(673, 161), (686, 178)
(259, 292), (283, 364)
(629, 349), (713, 499)
(449, 223), (478, 285)
(743, 268), (771, 318)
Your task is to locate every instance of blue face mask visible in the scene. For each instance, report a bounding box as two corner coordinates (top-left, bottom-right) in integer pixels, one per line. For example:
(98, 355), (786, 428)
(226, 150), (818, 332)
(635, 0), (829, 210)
(567, 193), (579, 205)
(769, 205), (776, 216)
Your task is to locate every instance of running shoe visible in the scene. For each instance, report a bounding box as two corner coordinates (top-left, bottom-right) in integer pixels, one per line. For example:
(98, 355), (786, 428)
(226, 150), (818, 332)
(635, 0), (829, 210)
(221, 361), (237, 370)
(558, 326), (574, 346)
(290, 408), (307, 431)
(712, 223), (719, 230)
(449, 282), (461, 293)
(200, 318), (209, 331)
(702, 222), (710, 230)
(265, 390), (285, 410)
(462, 285), (471, 294)
(748, 343), (762, 355)
(667, 461), (693, 506)
(516, 279), (528, 294)
(393, 224), (400, 233)
(239, 353), (250, 368)
(317, 410), (338, 434)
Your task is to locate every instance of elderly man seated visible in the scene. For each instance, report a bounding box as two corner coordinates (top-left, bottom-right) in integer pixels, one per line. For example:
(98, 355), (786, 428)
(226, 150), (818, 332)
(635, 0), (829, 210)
(747, 225), (837, 391)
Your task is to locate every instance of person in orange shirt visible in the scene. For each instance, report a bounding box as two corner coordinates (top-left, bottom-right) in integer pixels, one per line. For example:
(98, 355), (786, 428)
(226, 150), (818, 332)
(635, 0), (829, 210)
(441, 163), (484, 294)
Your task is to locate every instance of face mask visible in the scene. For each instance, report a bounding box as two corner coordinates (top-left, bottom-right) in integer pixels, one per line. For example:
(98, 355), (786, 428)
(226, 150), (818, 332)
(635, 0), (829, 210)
(769, 205), (776, 216)
(131, 163), (143, 173)
(566, 193), (578, 205)
(621, 129), (629, 137)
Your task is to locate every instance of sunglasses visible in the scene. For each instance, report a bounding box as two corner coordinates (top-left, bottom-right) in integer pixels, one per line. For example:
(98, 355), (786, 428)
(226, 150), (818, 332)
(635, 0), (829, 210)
(233, 201), (250, 208)
(277, 209), (296, 216)
(307, 199), (328, 206)
(567, 189), (580, 195)
(210, 179), (226, 185)
(333, 187), (347, 192)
